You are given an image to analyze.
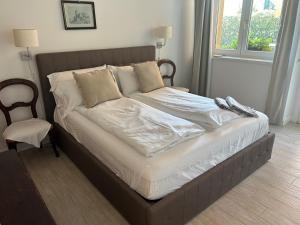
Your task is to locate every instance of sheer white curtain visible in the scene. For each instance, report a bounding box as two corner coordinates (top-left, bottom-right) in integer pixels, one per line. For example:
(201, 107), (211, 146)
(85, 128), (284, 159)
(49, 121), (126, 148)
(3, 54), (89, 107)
(265, 0), (300, 125)
(292, 78), (300, 123)
(286, 35), (300, 124)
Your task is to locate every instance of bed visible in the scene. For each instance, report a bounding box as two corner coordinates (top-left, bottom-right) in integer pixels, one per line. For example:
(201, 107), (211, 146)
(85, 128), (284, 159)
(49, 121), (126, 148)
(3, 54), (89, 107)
(36, 45), (275, 225)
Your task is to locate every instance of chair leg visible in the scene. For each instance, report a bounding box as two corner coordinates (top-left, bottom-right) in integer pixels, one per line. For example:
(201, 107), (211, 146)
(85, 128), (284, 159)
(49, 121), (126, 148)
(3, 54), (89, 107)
(7, 141), (17, 151)
(49, 131), (59, 157)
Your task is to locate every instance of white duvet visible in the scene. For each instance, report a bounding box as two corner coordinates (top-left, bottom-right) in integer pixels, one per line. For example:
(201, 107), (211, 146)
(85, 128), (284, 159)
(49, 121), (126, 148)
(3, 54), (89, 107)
(130, 87), (240, 130)
(75, 98), (204, 157)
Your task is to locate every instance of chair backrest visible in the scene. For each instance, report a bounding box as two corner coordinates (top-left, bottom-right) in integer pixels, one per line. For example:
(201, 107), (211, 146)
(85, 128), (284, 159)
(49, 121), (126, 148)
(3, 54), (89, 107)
(0, 78), (38, 126)
(157, 59), (176, 86)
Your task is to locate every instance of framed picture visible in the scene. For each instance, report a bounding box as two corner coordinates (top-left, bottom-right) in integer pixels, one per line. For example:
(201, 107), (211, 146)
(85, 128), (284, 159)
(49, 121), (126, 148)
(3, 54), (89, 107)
(61, 1), (97, 30)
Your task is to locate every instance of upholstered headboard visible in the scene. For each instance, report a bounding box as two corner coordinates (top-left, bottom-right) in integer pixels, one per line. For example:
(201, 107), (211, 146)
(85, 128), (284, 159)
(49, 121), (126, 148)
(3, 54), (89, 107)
(36, 45), (156, 122)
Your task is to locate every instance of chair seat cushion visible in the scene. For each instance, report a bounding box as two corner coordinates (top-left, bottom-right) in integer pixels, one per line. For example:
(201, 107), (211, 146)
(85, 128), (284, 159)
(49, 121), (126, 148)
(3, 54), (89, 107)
(3, 118), (52, 148)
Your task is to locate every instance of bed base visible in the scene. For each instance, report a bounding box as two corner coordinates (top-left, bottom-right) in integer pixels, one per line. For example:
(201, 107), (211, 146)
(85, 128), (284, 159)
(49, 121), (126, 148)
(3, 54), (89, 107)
(54, 123), (274, 225)
(36, 45), (275, 225)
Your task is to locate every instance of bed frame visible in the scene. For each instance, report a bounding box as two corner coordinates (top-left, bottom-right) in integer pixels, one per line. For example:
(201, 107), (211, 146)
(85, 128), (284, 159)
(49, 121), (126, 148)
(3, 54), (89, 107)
(36, 46), (275, 225)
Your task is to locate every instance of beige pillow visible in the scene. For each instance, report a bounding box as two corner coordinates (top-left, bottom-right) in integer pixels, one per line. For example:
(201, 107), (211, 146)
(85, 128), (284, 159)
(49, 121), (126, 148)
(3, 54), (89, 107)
(73, 69), (122, 108)
(134, 61), (164, 93)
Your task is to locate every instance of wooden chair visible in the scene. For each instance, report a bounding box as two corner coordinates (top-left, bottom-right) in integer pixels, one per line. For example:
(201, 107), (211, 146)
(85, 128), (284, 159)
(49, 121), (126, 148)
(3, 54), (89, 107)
(0, 78), (59, 157)
(158, 59), (189, 92)
(157, 59), (176, 86)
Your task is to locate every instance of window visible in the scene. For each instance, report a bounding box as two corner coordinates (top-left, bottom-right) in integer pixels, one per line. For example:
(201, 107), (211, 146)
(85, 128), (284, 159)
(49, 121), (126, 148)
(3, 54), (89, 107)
(214, 0), (283, 59)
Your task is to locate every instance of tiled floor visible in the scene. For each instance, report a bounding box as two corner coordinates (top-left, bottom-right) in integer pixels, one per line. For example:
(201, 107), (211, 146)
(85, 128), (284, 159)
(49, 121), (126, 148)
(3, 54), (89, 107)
(21, 124), (300, 225)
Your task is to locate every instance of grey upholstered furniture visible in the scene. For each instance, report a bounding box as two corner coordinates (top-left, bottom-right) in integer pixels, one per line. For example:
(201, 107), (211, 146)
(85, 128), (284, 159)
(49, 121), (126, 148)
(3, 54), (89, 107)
(36, 46), (274, 225)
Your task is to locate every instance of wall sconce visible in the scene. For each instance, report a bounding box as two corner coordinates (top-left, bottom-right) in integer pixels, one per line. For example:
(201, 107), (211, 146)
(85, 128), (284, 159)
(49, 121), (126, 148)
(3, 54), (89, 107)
(155, 26), (173, 60)
(13, 29), (39, 61)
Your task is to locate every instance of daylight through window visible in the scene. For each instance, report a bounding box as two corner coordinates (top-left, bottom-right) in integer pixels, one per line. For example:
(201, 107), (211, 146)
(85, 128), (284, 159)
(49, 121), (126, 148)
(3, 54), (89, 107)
(215, 0), (283, 59)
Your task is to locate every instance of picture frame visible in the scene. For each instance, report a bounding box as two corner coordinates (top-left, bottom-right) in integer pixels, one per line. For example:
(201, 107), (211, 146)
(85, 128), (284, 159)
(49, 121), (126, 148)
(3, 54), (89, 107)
(61, 1), (97, 30)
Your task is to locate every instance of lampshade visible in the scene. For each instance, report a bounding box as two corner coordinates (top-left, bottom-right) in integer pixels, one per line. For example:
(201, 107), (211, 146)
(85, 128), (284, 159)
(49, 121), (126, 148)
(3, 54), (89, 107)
(13, 29), (39, 47)
(156, 26), (173, 39)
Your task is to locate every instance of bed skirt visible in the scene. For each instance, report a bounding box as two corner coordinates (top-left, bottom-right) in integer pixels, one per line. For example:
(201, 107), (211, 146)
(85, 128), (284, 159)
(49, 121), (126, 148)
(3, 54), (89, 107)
(54, 123), (274, 225)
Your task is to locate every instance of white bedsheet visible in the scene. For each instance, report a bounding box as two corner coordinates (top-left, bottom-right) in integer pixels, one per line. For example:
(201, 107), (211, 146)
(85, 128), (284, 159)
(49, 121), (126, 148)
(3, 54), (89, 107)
(54, 107), (269, 200)
(130, 87), (240, 130)
(75, 98), (204, 157)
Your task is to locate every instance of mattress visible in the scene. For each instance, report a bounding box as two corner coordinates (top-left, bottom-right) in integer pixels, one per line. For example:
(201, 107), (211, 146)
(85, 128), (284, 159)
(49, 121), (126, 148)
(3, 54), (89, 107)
(75, 98), (204, 157)
(54, 107), (269, 200)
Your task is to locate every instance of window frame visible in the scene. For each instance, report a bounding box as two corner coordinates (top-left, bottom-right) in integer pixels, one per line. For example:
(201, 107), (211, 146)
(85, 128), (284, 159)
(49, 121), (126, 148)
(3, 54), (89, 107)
(213, 0), (280, 60)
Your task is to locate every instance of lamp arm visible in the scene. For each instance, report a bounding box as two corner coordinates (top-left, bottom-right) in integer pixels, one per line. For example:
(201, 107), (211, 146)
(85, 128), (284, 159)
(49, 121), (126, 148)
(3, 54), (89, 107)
(19, 47), (32, 61)
(156, 39), (166, 49)
(26, 47), (30, 58)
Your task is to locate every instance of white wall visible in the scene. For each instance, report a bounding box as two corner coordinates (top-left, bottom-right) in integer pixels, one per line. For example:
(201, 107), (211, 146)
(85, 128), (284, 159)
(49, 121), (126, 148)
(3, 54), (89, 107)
(210, 58), (272, 112)
(0, 0), (194, 151)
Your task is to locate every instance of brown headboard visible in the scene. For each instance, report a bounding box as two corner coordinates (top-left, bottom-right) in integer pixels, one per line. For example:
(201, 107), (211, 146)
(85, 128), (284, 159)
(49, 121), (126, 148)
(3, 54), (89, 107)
(36, 45), (156, 122)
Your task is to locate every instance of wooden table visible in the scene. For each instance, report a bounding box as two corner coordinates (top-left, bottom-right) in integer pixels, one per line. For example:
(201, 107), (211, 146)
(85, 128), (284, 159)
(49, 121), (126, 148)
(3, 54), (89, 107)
(0, 151), (56, 225)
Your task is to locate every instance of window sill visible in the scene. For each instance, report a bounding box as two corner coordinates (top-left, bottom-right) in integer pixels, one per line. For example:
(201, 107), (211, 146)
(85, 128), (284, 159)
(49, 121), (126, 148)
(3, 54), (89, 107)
(212, 55), (273, 65)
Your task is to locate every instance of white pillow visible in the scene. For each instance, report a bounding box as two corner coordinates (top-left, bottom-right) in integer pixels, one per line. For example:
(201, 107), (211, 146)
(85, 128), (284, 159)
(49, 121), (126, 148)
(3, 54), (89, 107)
(47, 65), (106, 92)
(53, 79), (83, 118)
(107, 65), (122, 91)
(108, 65), (139, 96)
(51, 66), (118, 117)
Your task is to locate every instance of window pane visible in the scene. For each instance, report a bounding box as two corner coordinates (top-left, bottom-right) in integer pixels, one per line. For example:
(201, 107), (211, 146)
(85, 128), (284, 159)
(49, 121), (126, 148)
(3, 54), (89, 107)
(216, 0), (243, 50)
(247, 0), (283, 52)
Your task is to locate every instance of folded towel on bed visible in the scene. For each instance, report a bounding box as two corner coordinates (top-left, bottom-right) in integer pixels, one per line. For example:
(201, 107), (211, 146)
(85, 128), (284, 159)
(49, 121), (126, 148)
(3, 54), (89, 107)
(130, 88), (240, 130)
(214, 97), (231, 111)
(226, 96), (258, 118)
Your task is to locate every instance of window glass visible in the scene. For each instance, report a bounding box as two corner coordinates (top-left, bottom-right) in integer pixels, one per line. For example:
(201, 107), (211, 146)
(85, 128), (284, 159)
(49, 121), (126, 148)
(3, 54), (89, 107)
(216, 0), (244, 50)
(247, 0), (283, 52)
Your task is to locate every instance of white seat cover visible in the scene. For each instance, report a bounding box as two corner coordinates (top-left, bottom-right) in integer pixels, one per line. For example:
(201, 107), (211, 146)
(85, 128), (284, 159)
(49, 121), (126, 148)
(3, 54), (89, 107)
(3, 118), (51, 148)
